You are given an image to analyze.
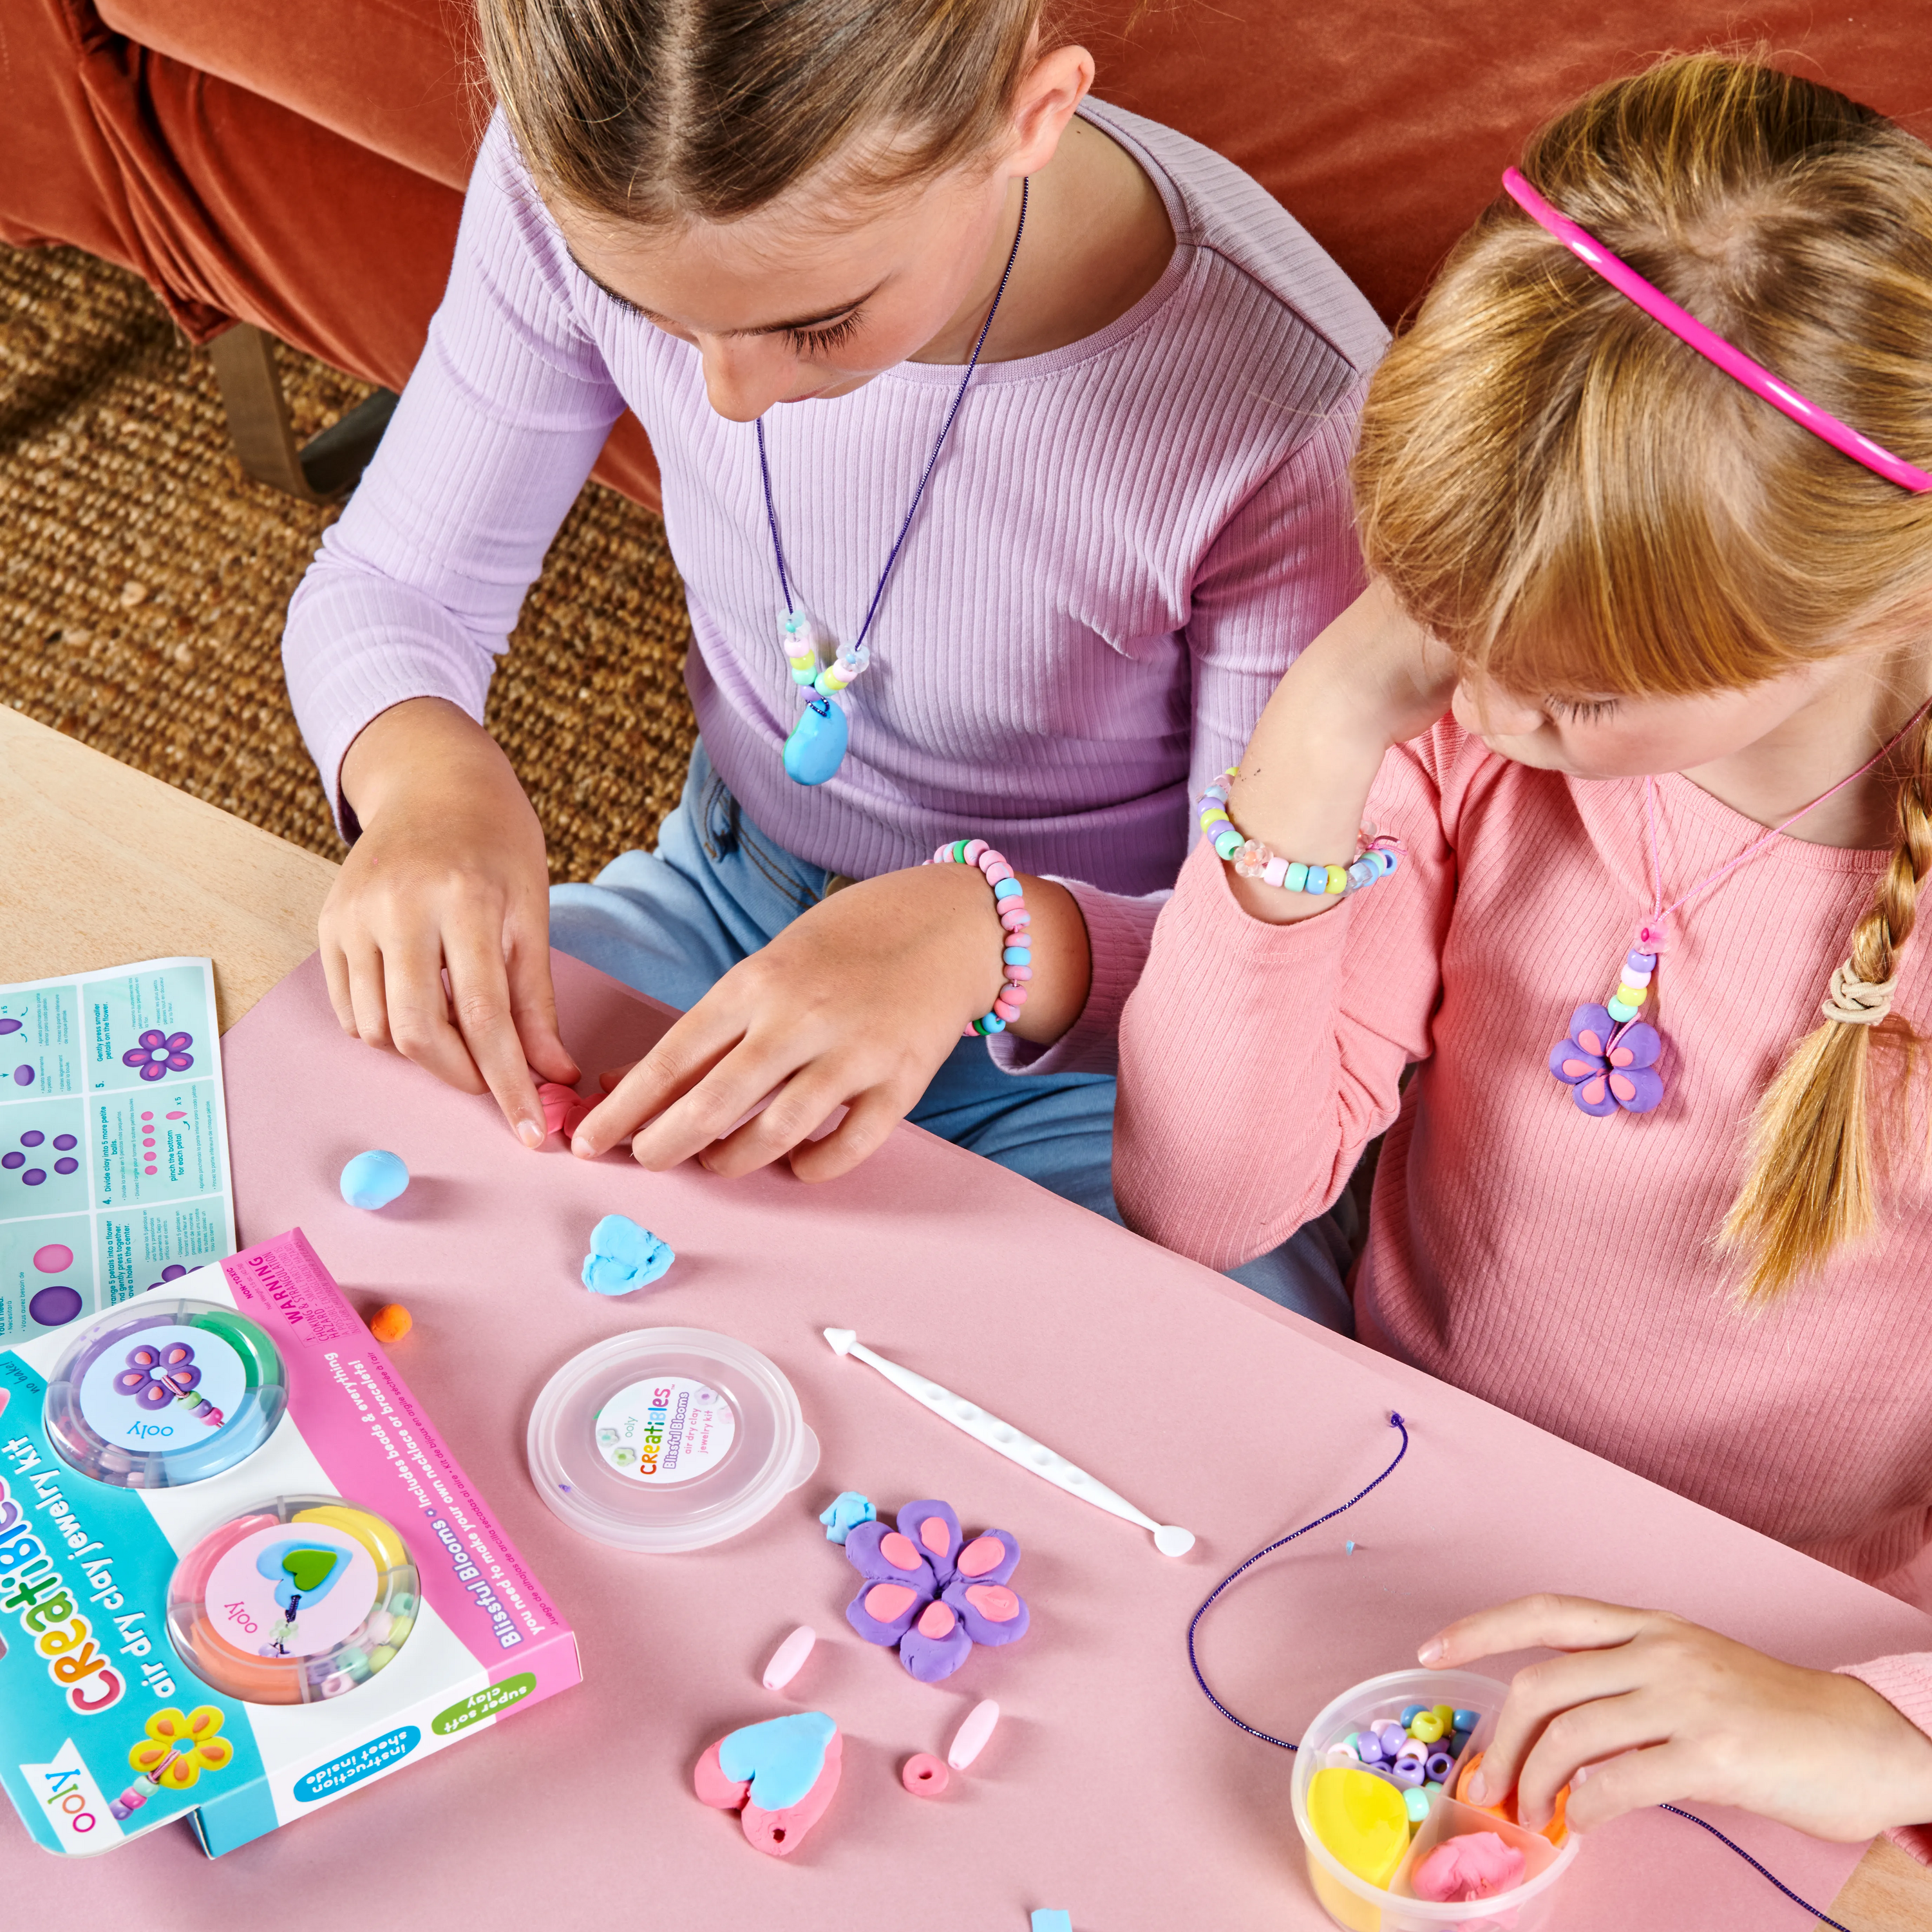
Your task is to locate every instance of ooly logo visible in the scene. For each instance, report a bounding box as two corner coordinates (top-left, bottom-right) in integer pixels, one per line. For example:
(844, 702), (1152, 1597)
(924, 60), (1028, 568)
(21, 1740), (123, 1851)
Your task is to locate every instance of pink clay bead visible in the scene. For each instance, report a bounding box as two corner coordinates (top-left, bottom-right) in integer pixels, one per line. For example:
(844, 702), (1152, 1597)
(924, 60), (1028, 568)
(981, 858), (1013, 878)
(993, 1001), (1022, 1023)
(962, 839), (989, 865)
(1000, 981), (1030, 1002)
(1004, 965), (1033, 982)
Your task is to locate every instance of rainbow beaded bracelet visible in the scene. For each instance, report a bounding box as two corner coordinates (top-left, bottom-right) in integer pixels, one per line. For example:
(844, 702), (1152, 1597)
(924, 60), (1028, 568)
(926, 839), (1033, 1036)
(1196, 773), (1401, 896)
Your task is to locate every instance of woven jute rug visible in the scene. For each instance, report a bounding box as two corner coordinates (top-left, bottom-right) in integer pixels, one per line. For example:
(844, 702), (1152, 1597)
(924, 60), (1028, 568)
(0, 243), (696, 880)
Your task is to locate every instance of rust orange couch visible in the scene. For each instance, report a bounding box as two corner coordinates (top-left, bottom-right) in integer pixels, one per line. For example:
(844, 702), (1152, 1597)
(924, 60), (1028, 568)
(5, 0), (1930, 510)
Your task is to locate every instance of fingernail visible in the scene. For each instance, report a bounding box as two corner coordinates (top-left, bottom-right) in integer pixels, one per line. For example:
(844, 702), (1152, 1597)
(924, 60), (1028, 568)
(1466, 1772), (1488, 1803)
(516, 1119), (543, 1149)
(570, 1133), (593, 1158)
(1417, 1638), (1445, 1665)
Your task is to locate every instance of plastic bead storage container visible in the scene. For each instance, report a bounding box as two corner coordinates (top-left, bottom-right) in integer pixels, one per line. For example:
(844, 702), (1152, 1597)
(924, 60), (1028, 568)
(527, 1327), (820, 1552)
(43, 1297), (289, 1490)
(166, 1495), (420, 1705)
(1290, 1670), (1579, 1932)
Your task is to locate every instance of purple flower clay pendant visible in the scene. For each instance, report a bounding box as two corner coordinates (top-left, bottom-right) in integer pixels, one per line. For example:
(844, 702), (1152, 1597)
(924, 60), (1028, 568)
(1548, 1005), (1663, 1115)
(843, 1499), (1027, 1683)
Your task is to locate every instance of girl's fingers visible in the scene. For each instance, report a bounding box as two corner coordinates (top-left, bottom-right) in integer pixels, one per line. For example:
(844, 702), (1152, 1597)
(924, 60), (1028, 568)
(1508, 1685), (1668, 1830)
(1423, 1595), (1653, 1670)
(575, 1014), (746, 1160)
(342, 942), (397, 1054)
(698, 1067), (853, 1177)
(442, 921), (547, 1141)
(504, 920), (579, 1087)
(598, 1060), (639, 1094)
(1551, 1738), (1706, 1834)
(628, 1037), (796, 1170)
(320, 938), (359, 1037)
(379, 935), (486, 1092)
(1466, 1639), (1653, 1814)
(789, 1084), (906, 1183)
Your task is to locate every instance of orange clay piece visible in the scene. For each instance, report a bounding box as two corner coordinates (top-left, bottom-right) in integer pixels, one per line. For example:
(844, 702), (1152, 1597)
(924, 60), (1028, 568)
(1455, 1752), (1569, 1846)
(370, 1303), (413, 1344)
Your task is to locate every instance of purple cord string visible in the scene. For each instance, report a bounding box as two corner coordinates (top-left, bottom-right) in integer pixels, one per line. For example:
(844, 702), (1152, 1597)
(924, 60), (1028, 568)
(1187, 1410), (1856, 1929)
(757, 174), (1030, 653)
(1186, 1412), (1410, 1749)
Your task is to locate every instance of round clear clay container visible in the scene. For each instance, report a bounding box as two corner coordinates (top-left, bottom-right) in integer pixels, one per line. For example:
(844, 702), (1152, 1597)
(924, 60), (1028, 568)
(1290, 1669), (1580, 1932)
(44, 1297), (288, 1490)
(527, 1327), (819, 1553)
(167, 1495), (420, 1705)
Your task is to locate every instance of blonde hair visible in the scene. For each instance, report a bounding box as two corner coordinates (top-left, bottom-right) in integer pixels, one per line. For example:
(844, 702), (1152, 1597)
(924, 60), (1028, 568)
(1353, 52), (1932, 1299)
(476, 0), (1048, 227)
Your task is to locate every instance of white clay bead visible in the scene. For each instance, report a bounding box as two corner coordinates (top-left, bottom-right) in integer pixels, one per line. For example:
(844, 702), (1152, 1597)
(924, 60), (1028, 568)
(762, 1624), (817, 1691)
(947, 1698), (1001, 1770)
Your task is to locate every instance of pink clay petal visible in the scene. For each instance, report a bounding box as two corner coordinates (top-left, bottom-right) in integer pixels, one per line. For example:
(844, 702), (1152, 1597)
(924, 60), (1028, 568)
(865, 1584), (919, 1622)
(878, 1531), (923, 1571)
(956, 1535), (1007, 1577)
(1576, 1029), (1605, 1056)
(917, 1601), (957, 1638)
(919, 1517), (951, 1555)
(1559, 1059), (1593, 1078)
(1578, 1075), (1607, 1106)
(963, 1584), (1020, 1623)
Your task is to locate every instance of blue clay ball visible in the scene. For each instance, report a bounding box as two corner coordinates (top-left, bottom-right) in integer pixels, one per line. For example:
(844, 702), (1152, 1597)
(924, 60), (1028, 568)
(580, 1213), (674, 1294)
(340, 1149), (410, 1210)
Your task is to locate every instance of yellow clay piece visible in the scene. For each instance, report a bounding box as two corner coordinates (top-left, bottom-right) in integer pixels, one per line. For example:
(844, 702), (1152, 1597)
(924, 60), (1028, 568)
(1309, 1766), (1410, 1888)
(293, 1503), (408, 1574)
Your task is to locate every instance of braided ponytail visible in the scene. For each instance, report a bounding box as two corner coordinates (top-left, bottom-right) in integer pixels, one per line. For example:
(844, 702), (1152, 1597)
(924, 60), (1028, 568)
(1718, 711), (1932, 1297)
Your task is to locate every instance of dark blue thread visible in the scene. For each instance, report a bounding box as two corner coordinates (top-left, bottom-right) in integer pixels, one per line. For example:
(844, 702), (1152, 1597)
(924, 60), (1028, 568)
(757, 175), (1029, 652)
(1188, 1412), (1855, 1927)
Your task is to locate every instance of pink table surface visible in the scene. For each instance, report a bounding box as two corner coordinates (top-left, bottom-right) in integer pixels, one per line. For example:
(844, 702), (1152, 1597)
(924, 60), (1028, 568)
(12, 952), (1930, 1930)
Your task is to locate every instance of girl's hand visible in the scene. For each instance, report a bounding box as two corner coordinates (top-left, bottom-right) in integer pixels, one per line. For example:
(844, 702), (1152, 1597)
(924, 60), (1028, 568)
(1222, 581), (1454, 925)
(320, 697), (578, 1147)
(571, 863), (1092, 1182)
(1421, 1595), (1932, 1840)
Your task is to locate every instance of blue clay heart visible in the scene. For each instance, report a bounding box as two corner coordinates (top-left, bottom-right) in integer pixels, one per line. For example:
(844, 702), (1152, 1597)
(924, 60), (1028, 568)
(580, 1214), (674, 1294)
(717, 1712), (836, 1812)
(782, 698), (847, 786)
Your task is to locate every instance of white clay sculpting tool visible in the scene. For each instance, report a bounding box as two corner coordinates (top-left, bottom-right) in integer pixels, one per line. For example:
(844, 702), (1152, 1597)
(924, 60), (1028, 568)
(822, 1327), (1196, 1557)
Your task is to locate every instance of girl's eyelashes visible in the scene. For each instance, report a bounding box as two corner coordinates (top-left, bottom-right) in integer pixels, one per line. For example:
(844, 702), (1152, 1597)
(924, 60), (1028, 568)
(1546, 697), (1621, 725)
(784, 310), (866, 356)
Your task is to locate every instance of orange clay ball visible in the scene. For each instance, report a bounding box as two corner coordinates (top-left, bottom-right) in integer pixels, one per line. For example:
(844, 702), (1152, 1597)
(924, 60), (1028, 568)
(370, 1303), (413, 1343)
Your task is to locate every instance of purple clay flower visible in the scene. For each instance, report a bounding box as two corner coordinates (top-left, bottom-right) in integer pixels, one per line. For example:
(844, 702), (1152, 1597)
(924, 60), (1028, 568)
(843, 1499), (1028, 1683)
(123, 1029), (194, 1082)
(1548, 1004), (1664, 1115)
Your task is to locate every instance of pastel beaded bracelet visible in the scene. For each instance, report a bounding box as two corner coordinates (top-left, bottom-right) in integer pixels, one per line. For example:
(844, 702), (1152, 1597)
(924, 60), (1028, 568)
(926, 839), (1032, 1036)
(1196, 773), (1401, 896)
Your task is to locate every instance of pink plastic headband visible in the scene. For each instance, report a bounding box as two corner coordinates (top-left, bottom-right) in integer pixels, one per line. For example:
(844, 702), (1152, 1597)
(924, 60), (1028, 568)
(1500, 166), (1932, 493)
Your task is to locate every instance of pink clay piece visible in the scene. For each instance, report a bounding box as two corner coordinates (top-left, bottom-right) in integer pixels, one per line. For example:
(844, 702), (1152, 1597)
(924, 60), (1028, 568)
(879, 1531), (924, 1570)
(695, 1723), (844, 1859)
(947, 1699), (1000, 1771)
(901, 1752), (951, 1797)
(956, 1535), (1005, 1577)
(963, 1583), (1020, 1622)
(866, 1583), (920, 1622)
(761, 1624), (817, 1691)
(919, 1516), (951, 1555)
(917, 1601), (957, 1638)
(1410, 1831), (1527, 1904)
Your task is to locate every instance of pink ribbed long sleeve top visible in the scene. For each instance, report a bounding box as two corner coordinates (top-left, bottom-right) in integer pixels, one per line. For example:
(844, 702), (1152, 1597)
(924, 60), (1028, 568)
(281, 101), (1386, 1071)
(1116, 719), (1932, 1848)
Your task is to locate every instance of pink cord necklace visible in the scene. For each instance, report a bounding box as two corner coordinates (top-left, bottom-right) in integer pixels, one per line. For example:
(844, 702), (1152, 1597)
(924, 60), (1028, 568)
(1548, 701), (1932, 1116)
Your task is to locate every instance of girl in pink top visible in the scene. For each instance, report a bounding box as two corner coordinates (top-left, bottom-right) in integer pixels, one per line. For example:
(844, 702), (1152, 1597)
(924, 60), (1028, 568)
(1112, 57), (1932, 1851)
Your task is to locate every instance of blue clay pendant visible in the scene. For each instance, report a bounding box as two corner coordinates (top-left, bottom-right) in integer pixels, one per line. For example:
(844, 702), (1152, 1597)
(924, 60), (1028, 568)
(783, 697), (847, 786)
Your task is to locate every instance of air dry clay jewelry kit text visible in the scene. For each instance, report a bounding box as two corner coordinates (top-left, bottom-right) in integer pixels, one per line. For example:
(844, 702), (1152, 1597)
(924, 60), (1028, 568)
(0, 1225), (577, 1857)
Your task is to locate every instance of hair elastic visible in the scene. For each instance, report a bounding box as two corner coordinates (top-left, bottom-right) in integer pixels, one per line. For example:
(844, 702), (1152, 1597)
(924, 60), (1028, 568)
(1501, 166), (1932, 495)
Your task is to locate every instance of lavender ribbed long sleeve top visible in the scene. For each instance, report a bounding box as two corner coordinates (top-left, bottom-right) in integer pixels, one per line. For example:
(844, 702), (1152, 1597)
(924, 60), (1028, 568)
(1117, 719), (1932, 1856)
(282, 101), (1387, 1070)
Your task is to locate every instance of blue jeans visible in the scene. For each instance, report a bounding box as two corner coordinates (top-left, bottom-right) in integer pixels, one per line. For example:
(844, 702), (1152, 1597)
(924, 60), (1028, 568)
(549, 745), (1355, 1331)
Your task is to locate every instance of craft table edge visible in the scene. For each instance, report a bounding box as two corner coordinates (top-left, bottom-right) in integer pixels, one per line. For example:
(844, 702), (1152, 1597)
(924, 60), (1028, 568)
(1, 710), (1923, 1926)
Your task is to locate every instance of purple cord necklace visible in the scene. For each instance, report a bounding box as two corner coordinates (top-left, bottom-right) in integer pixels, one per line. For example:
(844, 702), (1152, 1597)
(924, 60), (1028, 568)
(1549, 699), (1932, 1117)
(1188, 1414), (1852, 1930)
(757, 176), (1028, 788)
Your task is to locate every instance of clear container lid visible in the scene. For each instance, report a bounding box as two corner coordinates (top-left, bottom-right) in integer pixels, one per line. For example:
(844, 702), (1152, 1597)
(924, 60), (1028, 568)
(167, 1495), (420, 1706)
(43, 1297), (288, 1490)
(527, 1327), (819, 1553)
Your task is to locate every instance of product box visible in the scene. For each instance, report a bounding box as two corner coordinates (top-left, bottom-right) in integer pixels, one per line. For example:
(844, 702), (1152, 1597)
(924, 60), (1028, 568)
(0, 1227), (579, 1857)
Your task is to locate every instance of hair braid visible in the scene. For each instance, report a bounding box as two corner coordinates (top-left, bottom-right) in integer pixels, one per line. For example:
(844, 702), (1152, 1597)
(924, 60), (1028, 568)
(1719, 709), (1932, 1298)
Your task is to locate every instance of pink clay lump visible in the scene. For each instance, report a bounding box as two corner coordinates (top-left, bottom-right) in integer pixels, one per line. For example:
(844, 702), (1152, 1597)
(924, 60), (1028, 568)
(1410, 1830), (1526, 1903)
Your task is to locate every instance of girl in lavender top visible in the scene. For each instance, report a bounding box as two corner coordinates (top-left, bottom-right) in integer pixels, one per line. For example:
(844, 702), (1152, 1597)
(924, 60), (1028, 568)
(281, 0), (1384, 1321)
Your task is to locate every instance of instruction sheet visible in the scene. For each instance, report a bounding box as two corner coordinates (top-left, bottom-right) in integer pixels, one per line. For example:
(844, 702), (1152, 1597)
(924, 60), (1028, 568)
(0, 956), (235, 1341)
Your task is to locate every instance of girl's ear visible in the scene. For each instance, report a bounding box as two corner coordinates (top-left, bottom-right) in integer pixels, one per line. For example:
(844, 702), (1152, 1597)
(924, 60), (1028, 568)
(1003, 41), (1095, 177)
